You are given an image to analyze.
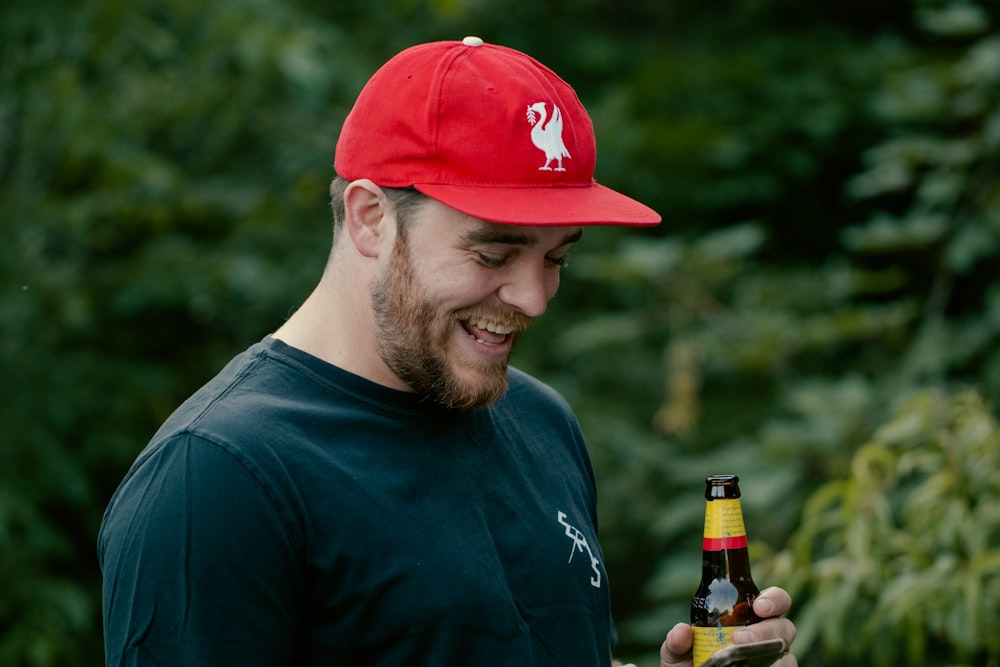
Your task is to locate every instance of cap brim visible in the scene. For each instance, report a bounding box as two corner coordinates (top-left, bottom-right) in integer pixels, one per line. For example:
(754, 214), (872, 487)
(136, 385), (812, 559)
(413, 182), (661, 226)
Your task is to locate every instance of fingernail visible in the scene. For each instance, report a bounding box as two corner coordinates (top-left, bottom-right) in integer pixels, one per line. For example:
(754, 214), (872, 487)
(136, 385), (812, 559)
(755, 598), (775, 615)
(733, 629), (755, 643)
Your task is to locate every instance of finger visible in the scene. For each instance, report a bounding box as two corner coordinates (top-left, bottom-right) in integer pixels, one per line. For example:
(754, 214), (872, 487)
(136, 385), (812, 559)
(659, 622), (693, 667)
(773, 652), (799, 667)
(753, 586), (792, 618)
(732, 617), (797, 647)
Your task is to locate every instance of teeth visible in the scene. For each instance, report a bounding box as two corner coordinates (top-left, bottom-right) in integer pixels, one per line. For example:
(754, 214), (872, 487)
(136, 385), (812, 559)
(473, 320), (513, 335)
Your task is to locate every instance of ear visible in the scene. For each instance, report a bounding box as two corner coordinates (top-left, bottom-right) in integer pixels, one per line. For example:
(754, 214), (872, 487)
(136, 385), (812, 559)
(343, 179), (394, 258)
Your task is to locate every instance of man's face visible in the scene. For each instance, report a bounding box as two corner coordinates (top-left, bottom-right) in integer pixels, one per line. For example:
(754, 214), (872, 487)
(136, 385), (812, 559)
(370, 198), (582, 409)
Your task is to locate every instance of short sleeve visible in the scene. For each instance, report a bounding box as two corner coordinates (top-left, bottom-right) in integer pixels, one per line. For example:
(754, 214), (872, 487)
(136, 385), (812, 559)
(98, 433), (302, 666)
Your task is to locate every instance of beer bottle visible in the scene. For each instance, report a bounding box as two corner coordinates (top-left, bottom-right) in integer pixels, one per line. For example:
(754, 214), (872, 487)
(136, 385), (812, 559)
(690, 474), (762, 667)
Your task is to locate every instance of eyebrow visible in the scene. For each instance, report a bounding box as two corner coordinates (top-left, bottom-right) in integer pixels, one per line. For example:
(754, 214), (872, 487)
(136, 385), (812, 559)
(462, 227), (584, 248)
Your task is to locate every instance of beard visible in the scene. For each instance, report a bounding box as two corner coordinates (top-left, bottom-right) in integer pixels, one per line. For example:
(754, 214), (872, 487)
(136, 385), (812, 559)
(370, 234), (531, 410)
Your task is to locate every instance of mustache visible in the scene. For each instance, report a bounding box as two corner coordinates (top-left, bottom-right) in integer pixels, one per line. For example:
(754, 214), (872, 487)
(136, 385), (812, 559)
(452, 307), (533, 333)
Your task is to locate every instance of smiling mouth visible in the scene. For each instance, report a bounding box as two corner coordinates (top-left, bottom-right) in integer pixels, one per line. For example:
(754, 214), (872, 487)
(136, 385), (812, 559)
(461, 318), (515, 345)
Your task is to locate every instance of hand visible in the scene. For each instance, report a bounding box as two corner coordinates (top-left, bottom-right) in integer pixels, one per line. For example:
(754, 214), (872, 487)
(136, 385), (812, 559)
(659, 587), (798, 667)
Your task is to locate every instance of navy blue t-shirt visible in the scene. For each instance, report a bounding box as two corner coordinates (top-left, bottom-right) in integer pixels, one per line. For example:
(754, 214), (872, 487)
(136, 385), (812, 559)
(99, 337), (613, 665)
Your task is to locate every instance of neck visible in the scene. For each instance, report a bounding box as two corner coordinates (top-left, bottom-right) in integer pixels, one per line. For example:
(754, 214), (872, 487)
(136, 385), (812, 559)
(272, 260), (407, 391)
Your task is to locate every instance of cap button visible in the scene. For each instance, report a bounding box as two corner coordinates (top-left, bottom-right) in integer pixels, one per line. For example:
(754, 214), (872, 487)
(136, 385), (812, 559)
(462, 36), (484, 47)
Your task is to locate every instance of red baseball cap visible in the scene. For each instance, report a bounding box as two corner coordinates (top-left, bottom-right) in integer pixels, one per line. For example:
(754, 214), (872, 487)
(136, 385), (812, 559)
(334, 37), (661, 226)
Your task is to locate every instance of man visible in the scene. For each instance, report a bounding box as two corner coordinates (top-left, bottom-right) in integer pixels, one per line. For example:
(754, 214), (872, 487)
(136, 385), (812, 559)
(99, 37), (797, 665)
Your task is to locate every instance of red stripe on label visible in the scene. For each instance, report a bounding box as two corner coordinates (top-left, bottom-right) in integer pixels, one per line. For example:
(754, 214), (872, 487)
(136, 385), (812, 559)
(702, 535), (748, 551)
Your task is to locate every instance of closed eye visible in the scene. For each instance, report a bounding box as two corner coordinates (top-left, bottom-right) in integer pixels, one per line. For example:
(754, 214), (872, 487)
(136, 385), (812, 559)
(475, 252), (510, 268)
(475, 251), (569, 269)
(546, 253), (570, 268)
(464, 226), (581, 270)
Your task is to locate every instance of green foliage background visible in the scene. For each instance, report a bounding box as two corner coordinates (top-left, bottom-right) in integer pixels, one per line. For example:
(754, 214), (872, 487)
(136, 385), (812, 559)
(2, 0), (998, 665)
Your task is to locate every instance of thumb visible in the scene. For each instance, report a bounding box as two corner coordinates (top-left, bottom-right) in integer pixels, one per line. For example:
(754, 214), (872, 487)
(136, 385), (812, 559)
(660, 622), (694, 667)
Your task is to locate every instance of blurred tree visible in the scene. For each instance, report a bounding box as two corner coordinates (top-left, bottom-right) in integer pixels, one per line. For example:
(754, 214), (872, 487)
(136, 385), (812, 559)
(776, 389), (1000, 666)
(584, 0), (1000, 663)
(1, 0), (353, 661)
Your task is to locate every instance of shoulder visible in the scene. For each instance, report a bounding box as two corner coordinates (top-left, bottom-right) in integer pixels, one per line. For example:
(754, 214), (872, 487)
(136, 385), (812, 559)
(495, 367), (587, 449)
(101, 430), (300, 542)
(151, 340), (341, 462)
(505, 366), (574, 413)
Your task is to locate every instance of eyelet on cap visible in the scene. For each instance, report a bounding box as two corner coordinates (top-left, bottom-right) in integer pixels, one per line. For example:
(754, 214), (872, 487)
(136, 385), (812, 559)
(462, 36), (484, 47)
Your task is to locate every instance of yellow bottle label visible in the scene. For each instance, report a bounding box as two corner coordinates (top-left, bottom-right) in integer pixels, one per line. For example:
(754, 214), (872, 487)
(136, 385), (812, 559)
(703, 498), (747, 550)
(693, 625), (737, 667)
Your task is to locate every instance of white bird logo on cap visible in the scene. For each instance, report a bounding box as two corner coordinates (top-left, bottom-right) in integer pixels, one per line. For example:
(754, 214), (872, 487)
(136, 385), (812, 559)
(526, 102), (570, 172)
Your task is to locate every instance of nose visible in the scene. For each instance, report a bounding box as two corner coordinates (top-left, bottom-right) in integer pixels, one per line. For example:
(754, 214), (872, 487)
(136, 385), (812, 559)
(496, 263), (559, 318)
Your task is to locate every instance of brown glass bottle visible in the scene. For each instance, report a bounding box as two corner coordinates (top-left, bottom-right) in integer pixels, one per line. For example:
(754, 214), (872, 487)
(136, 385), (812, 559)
(690, 475), (762, 667)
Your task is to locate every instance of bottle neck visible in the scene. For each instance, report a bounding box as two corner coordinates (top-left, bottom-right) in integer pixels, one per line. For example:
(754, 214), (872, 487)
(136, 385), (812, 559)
(701, 547), (754, 579)
(702, 497), (748, 550)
